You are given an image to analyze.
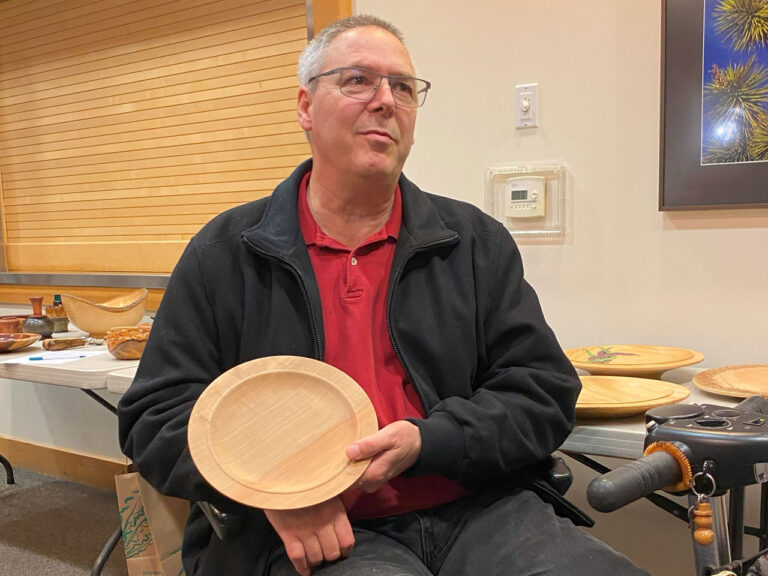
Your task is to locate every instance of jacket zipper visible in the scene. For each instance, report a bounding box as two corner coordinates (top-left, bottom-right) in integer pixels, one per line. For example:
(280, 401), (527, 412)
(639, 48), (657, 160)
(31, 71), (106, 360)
(386, 237), (458, 410)
(289, 262), (324, 361)
(242, 238), (324, 360)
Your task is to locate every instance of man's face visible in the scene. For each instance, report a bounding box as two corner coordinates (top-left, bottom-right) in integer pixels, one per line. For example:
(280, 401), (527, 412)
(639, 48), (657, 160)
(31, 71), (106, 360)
(298, 26), (418, 183)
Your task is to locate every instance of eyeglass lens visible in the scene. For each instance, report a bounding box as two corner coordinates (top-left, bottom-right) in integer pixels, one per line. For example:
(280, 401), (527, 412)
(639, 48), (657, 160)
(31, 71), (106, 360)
(337, 68), (428, 107)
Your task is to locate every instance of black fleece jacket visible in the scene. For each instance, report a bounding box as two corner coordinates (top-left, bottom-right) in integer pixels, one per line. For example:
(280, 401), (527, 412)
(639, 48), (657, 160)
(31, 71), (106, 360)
(117, 159), (581, 575)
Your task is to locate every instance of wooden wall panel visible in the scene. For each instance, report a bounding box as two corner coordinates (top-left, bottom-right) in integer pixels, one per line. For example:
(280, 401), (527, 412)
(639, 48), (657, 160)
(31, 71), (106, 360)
(0, 0), (312, 273)
(0, 285), (166, 311)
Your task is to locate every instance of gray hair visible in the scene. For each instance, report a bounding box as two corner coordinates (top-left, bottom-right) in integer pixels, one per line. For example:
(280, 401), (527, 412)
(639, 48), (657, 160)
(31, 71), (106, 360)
(298, 15), (407, 87)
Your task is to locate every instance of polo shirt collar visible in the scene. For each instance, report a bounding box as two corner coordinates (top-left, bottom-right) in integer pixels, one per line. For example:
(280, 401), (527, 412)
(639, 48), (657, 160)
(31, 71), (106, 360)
(298, 171), (402, 249)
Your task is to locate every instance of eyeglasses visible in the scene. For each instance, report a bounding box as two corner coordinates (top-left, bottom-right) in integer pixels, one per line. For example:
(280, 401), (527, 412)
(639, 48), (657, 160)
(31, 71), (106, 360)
(307, 67), (431, 108)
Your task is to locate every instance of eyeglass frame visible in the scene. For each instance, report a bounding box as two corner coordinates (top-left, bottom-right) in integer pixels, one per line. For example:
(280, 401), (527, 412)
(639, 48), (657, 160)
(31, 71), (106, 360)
(306, 66), (431, 108)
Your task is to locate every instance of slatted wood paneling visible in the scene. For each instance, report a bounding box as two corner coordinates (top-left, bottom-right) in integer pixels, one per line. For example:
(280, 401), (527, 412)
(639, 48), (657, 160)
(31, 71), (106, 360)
(0, 0), (313, 273)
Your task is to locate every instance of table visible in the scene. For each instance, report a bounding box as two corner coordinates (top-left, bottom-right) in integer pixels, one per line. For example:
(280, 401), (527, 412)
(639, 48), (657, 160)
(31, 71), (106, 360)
(0, 338), (140, 575)
(561, 377), (739, 460)
(106, 365), (138, 394)
(0, 339), (139, 417)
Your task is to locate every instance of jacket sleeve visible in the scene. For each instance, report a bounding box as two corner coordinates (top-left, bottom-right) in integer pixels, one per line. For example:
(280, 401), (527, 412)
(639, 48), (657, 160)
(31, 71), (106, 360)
(408, 223), (580, 487)
(117, 239), (244, 513)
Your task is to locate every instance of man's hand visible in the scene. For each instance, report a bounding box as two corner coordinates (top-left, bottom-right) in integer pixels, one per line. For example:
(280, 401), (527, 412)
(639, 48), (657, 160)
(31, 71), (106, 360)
(346, 420), (422, 493)
(264, 497), (353, 576)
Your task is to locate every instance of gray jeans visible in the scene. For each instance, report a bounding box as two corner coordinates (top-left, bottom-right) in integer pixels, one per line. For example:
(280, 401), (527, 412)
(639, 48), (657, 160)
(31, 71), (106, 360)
(265, 489), (649, 576)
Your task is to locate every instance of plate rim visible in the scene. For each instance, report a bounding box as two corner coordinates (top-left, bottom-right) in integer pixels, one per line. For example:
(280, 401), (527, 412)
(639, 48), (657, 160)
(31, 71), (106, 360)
(692, 364), (768, 399)
(188, 355), (378, 509)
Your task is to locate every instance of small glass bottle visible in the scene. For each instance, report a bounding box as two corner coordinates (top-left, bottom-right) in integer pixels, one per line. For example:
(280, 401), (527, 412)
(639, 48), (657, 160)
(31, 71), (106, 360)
(45, 294), (70, 333)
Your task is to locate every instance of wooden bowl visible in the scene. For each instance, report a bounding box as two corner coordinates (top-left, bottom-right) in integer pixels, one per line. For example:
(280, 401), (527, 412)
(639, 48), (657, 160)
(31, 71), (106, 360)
(105, 324), (151, 360)
(61, 289), (148, 337)
(107, 339), (147, 360)
(0, 332), (41, 353)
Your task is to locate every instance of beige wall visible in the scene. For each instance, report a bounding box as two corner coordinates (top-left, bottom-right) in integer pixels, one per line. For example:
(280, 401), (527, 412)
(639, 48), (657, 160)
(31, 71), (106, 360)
(354, 1), (766, 573)
(357, 0), (768, 372)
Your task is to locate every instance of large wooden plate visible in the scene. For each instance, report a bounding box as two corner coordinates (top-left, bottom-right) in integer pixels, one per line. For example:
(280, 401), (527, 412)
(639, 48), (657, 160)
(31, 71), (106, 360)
(576, 375), (690, 418)
(188, 356), (378, 510)
(564, 345), (705, 379)
(693, 365), (768, 399)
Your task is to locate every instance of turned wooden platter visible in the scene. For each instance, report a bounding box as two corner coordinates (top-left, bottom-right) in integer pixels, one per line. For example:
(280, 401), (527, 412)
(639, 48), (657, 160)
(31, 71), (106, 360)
(0, 332), (41, 353)
(576, 375), (690, 418)
(565, 345), (705, 379)
(693, 365), (768, 399)
(188, 356), (378, 510)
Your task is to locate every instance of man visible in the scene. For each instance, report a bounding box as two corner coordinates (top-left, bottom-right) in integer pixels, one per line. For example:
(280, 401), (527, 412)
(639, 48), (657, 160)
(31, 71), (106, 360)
(118, 14), (648, 576)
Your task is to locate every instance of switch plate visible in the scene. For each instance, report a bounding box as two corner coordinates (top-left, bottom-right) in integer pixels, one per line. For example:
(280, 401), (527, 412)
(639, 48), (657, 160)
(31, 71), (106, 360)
(514, 83), (538, 129)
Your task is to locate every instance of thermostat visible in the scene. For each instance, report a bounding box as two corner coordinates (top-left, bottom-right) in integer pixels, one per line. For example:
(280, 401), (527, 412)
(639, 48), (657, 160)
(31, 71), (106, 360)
(504, 176), (545, 219)
(484, 162), (567, 241)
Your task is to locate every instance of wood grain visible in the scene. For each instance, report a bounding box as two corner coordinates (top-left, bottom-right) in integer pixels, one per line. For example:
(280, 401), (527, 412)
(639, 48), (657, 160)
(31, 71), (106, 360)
(188, 356), (377, 510)
(693, 365), (768, 399)
(0, 0), (312, 273)
(576, 375), (691, 419)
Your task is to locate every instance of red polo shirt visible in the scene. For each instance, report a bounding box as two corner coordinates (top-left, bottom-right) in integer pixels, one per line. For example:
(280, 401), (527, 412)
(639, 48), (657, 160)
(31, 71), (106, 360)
(298, 172), (466, 519)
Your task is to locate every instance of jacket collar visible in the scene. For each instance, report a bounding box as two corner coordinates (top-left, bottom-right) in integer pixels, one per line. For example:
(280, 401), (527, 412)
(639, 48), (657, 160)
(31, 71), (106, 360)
(242, 159), (458, 258)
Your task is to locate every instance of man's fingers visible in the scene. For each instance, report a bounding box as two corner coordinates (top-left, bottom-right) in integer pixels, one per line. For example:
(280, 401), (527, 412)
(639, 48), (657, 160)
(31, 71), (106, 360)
(334, 510), (356, 557)
(284, 538), (310, 576)
(356, 453), (397, 492)
(304, 535), (324, 567)
(264, 498), (355, 574)
(346, 433), (388, 461)
(347, 421), (422, 492)
(317, 524), (342, 562)
(347, 421), (417, 461)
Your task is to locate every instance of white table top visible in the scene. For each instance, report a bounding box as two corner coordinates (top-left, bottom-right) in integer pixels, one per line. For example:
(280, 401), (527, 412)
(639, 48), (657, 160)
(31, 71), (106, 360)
(4, 338), (744, 458)
(0, 338), (139, 390)
(106, 365), (138, 394)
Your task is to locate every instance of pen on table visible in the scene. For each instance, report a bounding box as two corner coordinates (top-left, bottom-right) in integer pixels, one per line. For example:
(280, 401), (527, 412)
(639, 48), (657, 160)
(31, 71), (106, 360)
(28, 354), (88, 361)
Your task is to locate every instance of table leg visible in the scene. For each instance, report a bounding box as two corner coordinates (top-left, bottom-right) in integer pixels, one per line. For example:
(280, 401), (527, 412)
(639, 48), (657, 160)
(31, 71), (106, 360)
(81, 389), (117, 415)
(0, 452), (14, 484)
(80, 389), (120, 572)
(91, 526), (122, 576)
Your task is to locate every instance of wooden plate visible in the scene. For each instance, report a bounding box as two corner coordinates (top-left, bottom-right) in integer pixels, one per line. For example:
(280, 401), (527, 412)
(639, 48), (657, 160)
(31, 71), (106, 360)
(576, 375), (690, 418)
(0, 332), (41, 353)
(564, 345), (705, 379)
(693, 365), (768, 399)
(188, 356), (378, 510)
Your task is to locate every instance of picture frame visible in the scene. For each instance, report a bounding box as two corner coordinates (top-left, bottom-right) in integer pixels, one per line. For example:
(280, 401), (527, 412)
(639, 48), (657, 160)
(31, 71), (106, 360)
(660, 0), (768, 210)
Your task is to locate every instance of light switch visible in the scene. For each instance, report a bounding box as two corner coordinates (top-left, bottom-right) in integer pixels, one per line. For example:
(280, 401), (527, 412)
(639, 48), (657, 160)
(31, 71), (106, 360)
(515, 83), (538, 129)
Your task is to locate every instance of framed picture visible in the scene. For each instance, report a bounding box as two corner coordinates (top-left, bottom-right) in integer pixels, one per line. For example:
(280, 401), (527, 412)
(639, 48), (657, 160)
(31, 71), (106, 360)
(660, 0), (768, 210)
